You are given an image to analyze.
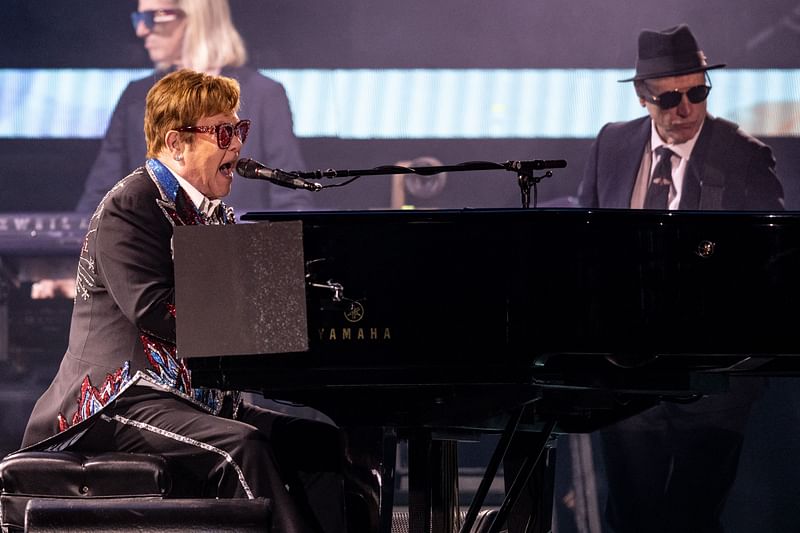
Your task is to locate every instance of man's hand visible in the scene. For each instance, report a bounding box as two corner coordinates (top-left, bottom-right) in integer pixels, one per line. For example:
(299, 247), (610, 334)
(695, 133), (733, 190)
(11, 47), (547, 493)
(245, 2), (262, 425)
(31, 278), (77, 299)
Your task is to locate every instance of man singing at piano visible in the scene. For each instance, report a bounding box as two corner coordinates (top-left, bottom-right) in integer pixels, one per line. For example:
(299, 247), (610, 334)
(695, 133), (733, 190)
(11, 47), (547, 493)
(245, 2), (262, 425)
(17, 69), (350, 533)
(577, 24), (783, 533)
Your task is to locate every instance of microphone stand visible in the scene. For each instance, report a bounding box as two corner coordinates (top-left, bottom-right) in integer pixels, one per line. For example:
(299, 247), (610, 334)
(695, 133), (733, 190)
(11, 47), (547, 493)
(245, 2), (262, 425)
(293, 159), (565, 209)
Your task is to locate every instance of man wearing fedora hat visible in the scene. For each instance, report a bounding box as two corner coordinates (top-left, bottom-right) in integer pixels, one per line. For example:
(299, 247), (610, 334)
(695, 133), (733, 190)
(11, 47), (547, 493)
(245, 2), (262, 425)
(579, 23), (782, 211)
(576, 24), (783, 533)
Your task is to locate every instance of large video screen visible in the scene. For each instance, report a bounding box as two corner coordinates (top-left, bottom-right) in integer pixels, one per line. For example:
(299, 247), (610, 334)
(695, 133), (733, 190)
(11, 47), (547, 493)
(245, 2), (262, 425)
(3, 68), (799, 139)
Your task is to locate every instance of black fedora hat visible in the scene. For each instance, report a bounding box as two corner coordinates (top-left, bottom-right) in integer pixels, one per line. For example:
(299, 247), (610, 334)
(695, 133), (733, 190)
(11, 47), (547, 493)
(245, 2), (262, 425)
(619, 24), (725, 82)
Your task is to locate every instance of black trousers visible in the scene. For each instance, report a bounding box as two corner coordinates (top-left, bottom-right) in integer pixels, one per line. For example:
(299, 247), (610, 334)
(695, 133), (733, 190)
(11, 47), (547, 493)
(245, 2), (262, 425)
(599, 377), (764, 533)
(70, 386), (346, 533)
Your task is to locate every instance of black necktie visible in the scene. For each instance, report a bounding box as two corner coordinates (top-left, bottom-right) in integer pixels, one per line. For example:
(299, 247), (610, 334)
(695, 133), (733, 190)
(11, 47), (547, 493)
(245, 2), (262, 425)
(643, 146), (675, 210)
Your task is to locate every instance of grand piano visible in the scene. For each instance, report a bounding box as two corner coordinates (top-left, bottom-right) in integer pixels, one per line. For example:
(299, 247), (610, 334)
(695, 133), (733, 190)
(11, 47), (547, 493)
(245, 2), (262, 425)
(179, 208), (800, 533)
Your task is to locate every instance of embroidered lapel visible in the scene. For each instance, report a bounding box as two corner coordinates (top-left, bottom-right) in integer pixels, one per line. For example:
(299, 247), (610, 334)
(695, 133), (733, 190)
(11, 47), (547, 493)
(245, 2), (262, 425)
(145, 158), (234, 226)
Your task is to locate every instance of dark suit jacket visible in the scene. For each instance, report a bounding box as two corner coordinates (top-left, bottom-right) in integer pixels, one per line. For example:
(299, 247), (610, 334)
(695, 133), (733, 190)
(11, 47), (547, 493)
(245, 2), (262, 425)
(22, 162), (228, 448)
(578, 115), (784, 210)
(77, 66), (311, 214)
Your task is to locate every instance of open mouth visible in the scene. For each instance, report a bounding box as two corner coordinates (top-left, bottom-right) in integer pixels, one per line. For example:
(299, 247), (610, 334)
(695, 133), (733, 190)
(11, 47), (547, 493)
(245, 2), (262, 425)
(219, 161), (234, 178)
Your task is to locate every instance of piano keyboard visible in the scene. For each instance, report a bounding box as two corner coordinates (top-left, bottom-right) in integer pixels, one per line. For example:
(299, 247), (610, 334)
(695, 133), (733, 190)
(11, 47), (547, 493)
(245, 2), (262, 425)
(0, 212), (88, 254)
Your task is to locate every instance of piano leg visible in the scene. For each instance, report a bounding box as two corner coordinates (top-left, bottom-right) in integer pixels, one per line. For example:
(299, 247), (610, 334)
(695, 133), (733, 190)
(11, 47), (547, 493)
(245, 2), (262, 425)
(342, 416), (557, 533)
(407, 432), (433, 533)
(407, 430), (461, 533)
(343, 425), (462, 533)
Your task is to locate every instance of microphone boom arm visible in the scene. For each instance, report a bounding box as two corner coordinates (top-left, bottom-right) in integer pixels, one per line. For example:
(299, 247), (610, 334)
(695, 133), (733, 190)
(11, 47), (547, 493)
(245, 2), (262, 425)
(293, 159), (567, 208)
(294, 160), (565, 180)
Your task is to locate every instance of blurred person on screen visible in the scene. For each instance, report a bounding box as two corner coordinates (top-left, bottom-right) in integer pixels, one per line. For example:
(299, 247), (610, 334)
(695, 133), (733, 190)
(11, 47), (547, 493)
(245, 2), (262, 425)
(33, 0), (310, 300)
(76, 0), (311, 216)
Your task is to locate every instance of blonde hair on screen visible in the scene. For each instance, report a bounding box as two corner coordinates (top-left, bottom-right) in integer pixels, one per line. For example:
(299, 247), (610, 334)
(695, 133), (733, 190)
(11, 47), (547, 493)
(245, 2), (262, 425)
(172, 0), (248, 73)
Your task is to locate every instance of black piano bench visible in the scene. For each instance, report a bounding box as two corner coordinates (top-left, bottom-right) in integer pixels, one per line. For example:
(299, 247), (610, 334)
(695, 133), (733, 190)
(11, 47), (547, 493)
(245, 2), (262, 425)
(0, 450), (271, 532)
(24, 498), (270, 533)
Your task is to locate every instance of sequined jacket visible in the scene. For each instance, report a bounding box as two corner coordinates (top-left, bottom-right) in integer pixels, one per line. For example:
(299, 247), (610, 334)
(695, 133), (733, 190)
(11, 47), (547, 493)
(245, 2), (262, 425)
(21, 160), (236, 449)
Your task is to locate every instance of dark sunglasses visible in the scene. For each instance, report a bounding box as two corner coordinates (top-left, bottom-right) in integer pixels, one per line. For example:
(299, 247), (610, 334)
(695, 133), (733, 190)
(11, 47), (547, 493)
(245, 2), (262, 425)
(644, 84), (712, 110)
(130, 9), (185, 31)
(176, 120), (251, 149)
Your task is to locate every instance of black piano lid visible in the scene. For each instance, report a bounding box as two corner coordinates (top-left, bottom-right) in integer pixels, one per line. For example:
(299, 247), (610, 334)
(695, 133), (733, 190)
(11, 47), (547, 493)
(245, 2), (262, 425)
(192, 207), (800, 366)
(187, 208), (800, 428)
(239, 207), (800, 355)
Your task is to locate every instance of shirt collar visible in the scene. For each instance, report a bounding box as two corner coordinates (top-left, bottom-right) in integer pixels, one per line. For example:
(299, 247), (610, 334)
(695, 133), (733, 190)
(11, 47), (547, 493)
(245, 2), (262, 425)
(649, 117), (705, 161)
(164, 166), (221, 217)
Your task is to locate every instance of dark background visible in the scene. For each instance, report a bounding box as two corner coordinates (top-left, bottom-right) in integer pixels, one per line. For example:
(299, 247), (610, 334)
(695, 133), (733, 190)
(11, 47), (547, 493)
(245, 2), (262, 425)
(3, 0), (799, 69)
(2, 1), (800, 531)
(2, 0), (800, 212)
